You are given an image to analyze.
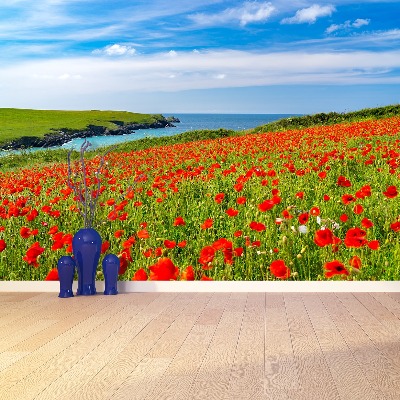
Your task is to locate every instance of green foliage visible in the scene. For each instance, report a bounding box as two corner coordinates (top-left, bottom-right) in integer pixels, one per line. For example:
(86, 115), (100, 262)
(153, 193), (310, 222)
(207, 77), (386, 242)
(252, 104), (400, 133)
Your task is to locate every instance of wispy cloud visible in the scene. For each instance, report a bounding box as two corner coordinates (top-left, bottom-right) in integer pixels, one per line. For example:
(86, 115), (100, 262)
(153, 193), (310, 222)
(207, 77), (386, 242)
(281, 4), (336, 24)
(188, 1), (275, 27)
(1, 49), (399, 106)
(92, 44), (136, 56)
(326, 18), (370, 34)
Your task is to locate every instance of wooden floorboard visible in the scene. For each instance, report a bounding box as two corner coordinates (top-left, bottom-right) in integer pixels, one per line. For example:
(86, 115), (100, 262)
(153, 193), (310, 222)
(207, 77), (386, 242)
(0, 291), (400, 400)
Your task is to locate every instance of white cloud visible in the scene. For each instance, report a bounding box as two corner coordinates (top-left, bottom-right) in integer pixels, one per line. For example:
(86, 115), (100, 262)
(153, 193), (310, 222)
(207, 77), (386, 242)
(92, 44), (136, 56)
(326, 18), (370, 34)
(281, 4), (336, 24)
(188, 1), (275, 27)
(2, 49), (399, 106)
(353, 18), (370, 28)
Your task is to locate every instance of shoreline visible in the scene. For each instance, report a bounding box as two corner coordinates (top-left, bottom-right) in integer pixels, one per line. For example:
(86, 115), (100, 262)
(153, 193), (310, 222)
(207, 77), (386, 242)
(0, 115), (180, 151)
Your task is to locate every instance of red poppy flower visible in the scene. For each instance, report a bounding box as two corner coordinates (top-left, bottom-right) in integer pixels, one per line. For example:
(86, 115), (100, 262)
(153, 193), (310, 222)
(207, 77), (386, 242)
(353, 204), (363, 215)
(101, 241), (110, 254)
(200, 275), (213, 281)
(48, 226), (59, 235)
(234, 230), (243, 237)
(118, 256), (128, 275)
(114, 230), (124, 238)
(324, 260), (349, 278)
(164, 239), (176, 249)
(236, 196), (247, 205)
(296, 191), (304, 199)
(391, 221), (400, 232)
(356, 185), (371, 199)
(342, 194), (356, 205)
(143, 249), (152, 258)
(20, 226), (31, 239)
(226, 208), (239, 217)
(137, 229), (150, 239)
(344, 227), (367, 248)
(340, 214), (349, 222)
(383, 185), (398, 198)
(272, 196), (281, 205)
(132, 268), (148, 281)
(45, 268), (59, 281)
(201, 218), (213, 229)
(26, 209), (39, 222)
(361, 218), (373, 228)
(181, 265), (195, 281)
(173, 216), (186, 226)
(214, 193), (225, 204)
(249, 221), (266, 232)
(314, 228), (334, 247)
(349, 255), (362, 270)
(337, 175), (351, 187)
(270, 260), (291, 280)
(23, 242), (45, 267)
(310, 207), (320, 216)
(318, 171), (327, 179)
(234, 247), (243, 257)
(298, 212), (309, 224)
(323, 195), (330, 201)
(258, 199), (275, 212)
(233, 183), (244, 192)
(122, 237), (136, 248)
(0, 239), (6, 252)
(149, 257), (179, 280)
(199, 246), (216, 265)
(368, 240), (380, 250)
(281, 210), (293, 219)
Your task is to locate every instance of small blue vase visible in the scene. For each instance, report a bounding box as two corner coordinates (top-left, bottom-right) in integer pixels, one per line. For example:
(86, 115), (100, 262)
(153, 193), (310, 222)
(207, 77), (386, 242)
(57, 256), (76, 298)
(102, 254), (119, 295)
(72, 228), (102, 296)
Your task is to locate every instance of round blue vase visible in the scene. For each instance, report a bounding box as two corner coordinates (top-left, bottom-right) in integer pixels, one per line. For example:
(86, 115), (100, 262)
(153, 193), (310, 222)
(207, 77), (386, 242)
(102, 254), (119, 295)
(72, 228), (102, 296)
(57, 256), (76, 298)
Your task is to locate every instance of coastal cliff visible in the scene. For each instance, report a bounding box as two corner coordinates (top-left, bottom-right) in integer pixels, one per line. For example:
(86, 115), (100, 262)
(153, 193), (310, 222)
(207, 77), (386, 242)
(0, 115), (180, 150)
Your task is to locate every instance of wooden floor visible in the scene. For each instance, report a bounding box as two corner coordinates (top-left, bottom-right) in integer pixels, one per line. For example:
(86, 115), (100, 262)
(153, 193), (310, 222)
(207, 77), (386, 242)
(0, 292), (400, 400)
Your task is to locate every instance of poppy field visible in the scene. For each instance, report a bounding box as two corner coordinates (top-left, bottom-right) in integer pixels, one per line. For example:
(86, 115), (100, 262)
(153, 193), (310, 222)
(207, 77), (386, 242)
(0, 115), (400, 281)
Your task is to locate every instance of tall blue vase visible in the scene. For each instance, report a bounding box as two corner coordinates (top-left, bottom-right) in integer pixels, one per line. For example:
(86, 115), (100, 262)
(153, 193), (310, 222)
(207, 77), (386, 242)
(102, 254), (120, 295)
(57, 256), (76, 298)
(72, 228), (102, 296)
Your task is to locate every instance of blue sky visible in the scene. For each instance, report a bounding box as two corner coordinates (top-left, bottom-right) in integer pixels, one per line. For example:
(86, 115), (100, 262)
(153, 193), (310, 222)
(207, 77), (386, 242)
(0, 0), (399, 114)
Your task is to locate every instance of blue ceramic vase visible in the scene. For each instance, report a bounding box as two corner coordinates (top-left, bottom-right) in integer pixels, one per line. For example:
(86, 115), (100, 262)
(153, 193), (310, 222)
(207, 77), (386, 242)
(72, 228), (102, 295)
(102, 254), (120, 295)
(57, 256), (76, 298)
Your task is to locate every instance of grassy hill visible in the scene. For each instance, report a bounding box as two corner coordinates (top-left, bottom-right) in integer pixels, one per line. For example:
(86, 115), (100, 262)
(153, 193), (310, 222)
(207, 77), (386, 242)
(0, 108), (163, 145)
(0, 104), (399, 171)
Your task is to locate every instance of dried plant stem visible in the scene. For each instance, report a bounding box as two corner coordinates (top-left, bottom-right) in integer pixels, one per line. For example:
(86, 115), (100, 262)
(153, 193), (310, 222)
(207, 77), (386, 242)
(67, 139), (111, 229)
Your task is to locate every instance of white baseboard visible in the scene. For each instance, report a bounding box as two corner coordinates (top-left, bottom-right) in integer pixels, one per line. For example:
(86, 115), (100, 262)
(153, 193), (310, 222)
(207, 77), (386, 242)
(0, 280), (399, 293)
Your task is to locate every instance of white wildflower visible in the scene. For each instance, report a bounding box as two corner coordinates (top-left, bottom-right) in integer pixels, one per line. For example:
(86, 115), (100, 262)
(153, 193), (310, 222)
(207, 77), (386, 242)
(298, 225), (308, 234)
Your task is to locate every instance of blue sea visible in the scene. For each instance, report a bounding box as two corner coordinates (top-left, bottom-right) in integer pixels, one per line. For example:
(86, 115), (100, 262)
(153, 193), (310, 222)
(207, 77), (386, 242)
(60, 113), (295, 151)
(1, 113), (297, 155)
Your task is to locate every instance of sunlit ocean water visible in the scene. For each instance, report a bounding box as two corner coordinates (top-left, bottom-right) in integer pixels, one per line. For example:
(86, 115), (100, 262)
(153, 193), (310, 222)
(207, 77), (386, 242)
(1, 113), (297, 155)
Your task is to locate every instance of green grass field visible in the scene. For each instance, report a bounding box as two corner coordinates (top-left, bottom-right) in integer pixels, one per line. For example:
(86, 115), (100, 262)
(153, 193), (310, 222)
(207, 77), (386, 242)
(0, 108), (162, 145)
